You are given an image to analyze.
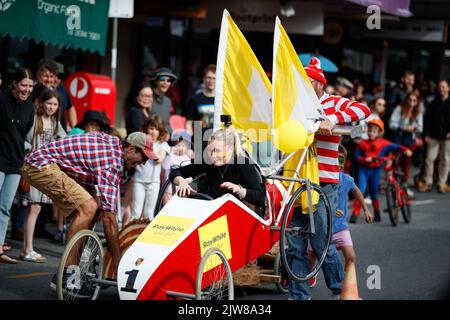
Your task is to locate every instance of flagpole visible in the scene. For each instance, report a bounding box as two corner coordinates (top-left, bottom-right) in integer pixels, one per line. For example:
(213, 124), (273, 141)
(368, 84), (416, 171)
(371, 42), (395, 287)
(271, 17), (281, 171)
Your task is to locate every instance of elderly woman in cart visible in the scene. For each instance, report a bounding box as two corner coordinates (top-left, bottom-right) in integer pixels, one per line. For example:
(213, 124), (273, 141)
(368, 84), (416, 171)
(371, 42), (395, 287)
(169, 125), (266, 216)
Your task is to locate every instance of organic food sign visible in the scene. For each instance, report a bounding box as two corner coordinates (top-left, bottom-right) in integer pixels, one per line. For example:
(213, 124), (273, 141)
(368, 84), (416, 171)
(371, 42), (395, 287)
(0, 0), (110, 55)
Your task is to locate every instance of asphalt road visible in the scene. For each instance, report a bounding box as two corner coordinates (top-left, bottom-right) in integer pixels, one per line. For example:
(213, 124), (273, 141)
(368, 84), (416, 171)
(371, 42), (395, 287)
(1, 180), (450, 300)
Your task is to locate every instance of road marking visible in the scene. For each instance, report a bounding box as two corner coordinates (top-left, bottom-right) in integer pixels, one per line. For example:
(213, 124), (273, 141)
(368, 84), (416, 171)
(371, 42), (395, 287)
(411, 199), (436, 206)
(7, 272), (52, 279)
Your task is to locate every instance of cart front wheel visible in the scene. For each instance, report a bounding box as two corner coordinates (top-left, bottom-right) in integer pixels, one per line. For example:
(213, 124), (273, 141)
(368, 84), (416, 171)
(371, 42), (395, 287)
(57, 229), (104, 300)
(279, 183), (332, 282)
(195, 248), (234, 300)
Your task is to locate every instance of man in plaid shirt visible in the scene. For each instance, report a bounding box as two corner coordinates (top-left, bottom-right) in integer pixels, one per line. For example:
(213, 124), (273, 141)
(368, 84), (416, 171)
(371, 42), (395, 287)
(22, 131), (158, 283)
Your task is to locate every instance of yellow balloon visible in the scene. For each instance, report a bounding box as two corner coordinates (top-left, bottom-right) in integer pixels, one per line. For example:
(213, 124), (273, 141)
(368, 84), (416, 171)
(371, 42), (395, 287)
(274, 121), (307, 153)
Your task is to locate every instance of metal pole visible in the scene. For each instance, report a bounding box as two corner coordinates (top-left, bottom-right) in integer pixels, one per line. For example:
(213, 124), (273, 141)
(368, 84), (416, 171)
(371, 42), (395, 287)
(111, 18), (118, 83)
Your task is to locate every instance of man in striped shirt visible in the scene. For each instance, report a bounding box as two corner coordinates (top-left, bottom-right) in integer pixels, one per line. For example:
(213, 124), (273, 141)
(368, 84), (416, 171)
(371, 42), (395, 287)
(22, 131), (158, 282)
(287, 57), (371, 300)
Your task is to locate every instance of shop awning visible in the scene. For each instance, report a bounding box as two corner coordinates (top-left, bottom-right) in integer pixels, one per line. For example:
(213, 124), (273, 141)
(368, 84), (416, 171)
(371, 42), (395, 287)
(0, 0), (110, 55)
(346, 0), (413, 17)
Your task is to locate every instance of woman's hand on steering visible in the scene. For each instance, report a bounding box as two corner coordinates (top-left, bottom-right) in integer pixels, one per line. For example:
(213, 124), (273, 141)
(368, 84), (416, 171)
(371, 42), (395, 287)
(175, 178), (195, 197)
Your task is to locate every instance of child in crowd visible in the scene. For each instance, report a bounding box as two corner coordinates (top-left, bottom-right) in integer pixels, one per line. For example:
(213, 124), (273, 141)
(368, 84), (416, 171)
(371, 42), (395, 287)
(131, 115), (170, 220)
(309, 145), (373, 290)
(20, 89), (66, 262)
(350, 119), (412, 223)
(359, 97), (387, 140)
(161, 131), (193, 206)
(68, 109), (110, 135)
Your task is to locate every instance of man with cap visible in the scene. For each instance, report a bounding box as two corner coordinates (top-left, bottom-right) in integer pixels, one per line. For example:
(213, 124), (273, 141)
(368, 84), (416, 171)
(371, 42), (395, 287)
(286, 57), (371, 300)
(21, 131), (158, 288)
(151, 67), (177, 133)
(335, 77), (354, 99)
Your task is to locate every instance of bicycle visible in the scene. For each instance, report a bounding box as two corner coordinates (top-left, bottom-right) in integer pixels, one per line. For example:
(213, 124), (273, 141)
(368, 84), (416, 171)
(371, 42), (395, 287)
(379, 154), (412, 226)
(56, 211), (117, 300)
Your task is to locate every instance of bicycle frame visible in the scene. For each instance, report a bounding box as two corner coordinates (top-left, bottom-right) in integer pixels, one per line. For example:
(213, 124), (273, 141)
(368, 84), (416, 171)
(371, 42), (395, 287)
(382, 154), (410, 208)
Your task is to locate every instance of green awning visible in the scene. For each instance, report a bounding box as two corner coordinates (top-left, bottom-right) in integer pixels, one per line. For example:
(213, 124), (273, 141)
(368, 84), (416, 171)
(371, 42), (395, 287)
(0, 0), (110, 55)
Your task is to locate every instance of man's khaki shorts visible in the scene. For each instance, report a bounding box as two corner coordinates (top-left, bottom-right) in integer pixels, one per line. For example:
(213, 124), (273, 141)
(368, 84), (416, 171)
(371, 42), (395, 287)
(21, 163), (93, 218)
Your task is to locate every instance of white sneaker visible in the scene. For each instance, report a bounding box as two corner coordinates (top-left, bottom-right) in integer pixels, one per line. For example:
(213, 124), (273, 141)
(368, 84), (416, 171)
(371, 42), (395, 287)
(329, 294), (340, 300)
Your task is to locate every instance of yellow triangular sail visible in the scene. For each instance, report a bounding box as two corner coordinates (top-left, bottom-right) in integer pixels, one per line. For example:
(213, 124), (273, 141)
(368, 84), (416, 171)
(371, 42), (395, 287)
(214, 10), (272, 143)
(273, 17), (321, 211)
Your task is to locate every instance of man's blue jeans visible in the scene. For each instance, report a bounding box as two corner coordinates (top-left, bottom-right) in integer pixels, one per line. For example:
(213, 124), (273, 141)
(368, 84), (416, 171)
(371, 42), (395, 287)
(287, 183), (344, 300)
(0, 171), (21, 245)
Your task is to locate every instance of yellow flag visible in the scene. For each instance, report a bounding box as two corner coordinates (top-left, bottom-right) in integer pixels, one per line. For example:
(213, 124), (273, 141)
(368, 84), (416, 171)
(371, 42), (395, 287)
(273, 18), (321, 211)
(214, 10), (272, 142)
(272, 17), (323, 137)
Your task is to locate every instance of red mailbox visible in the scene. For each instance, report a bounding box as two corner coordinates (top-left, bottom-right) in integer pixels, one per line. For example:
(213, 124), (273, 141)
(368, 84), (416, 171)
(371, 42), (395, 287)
(66, 72), (117, 126)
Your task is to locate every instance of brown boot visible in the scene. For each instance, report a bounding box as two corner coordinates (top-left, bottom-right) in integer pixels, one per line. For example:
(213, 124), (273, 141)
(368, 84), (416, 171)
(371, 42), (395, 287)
(438, 184), (450, 194)
(418, 182), (432, 192)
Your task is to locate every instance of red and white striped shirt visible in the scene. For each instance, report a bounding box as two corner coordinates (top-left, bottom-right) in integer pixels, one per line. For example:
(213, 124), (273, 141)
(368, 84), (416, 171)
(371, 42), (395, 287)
(315, 94), (371, 184)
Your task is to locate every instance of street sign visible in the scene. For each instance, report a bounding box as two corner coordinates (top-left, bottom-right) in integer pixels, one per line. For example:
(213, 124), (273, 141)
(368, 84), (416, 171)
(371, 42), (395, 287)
(109, 0), (134, 19)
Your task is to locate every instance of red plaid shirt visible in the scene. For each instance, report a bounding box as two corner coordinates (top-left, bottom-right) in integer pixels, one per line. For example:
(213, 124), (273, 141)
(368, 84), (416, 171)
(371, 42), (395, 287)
(25, 132), (124, 213)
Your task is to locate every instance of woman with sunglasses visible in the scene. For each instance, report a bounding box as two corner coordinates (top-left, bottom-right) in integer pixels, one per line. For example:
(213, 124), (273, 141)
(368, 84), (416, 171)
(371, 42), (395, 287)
(151, 67), (177, 134)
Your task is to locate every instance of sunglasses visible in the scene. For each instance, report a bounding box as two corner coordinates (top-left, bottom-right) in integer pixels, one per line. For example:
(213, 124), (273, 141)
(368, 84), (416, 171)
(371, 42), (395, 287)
(157, 76), (174, 83)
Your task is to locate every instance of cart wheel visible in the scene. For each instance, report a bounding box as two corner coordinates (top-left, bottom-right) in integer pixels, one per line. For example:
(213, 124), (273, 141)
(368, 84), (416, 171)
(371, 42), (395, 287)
(57, 229), (104, 300)
(279, 183), (332, 282)
(386, 184), (399, 226)
(195, 248), (234, 300)
(400, 191), (411, 224)
(274, 252), (289, 294)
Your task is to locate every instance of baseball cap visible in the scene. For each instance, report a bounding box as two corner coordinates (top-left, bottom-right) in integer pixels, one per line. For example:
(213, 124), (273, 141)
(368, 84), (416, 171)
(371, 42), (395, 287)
(126, 132), (159, 161)
(336, 77), (354, 89)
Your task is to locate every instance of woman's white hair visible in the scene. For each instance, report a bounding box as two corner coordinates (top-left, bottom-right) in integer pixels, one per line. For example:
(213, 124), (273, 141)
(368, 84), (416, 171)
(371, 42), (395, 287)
(209, 126), (245, 159)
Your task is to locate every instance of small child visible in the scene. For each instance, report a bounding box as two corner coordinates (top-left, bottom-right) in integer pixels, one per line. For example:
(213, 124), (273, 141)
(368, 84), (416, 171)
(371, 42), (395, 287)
(131, 115), (170, 220)
(308, 145), (373, 290)
(161, 131), (193, 206)
(350, 119), (412, 223)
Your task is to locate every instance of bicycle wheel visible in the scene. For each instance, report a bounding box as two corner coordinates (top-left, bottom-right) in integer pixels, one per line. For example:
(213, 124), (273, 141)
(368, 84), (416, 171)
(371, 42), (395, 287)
(400, 191), (411, 223)
(386, 184), (399, 226)
(274, 252), (289, 294)
(195, 248), (234, 300)
(57, 230), (104, 300)
(279, 183), (332, 282)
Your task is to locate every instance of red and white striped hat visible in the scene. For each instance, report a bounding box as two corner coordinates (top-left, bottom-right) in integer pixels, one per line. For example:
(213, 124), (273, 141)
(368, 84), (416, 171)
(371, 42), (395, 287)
(304, 56), (327, 86)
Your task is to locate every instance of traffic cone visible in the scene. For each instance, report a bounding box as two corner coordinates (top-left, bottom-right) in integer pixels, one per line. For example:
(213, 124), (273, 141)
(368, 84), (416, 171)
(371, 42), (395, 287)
(340, 262), (359, 300)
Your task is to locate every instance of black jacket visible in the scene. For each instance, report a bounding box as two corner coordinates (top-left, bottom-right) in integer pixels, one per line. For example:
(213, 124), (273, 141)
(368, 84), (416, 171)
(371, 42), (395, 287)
(0, 90), (35, 174)
(169, 156), (266, 210)
(424, 96), (450, 140)
(125, 105), (148, 134)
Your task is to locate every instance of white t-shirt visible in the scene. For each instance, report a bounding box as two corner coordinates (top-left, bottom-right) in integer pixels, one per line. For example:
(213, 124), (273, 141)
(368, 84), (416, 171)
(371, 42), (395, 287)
(134, 141), (170, 183)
